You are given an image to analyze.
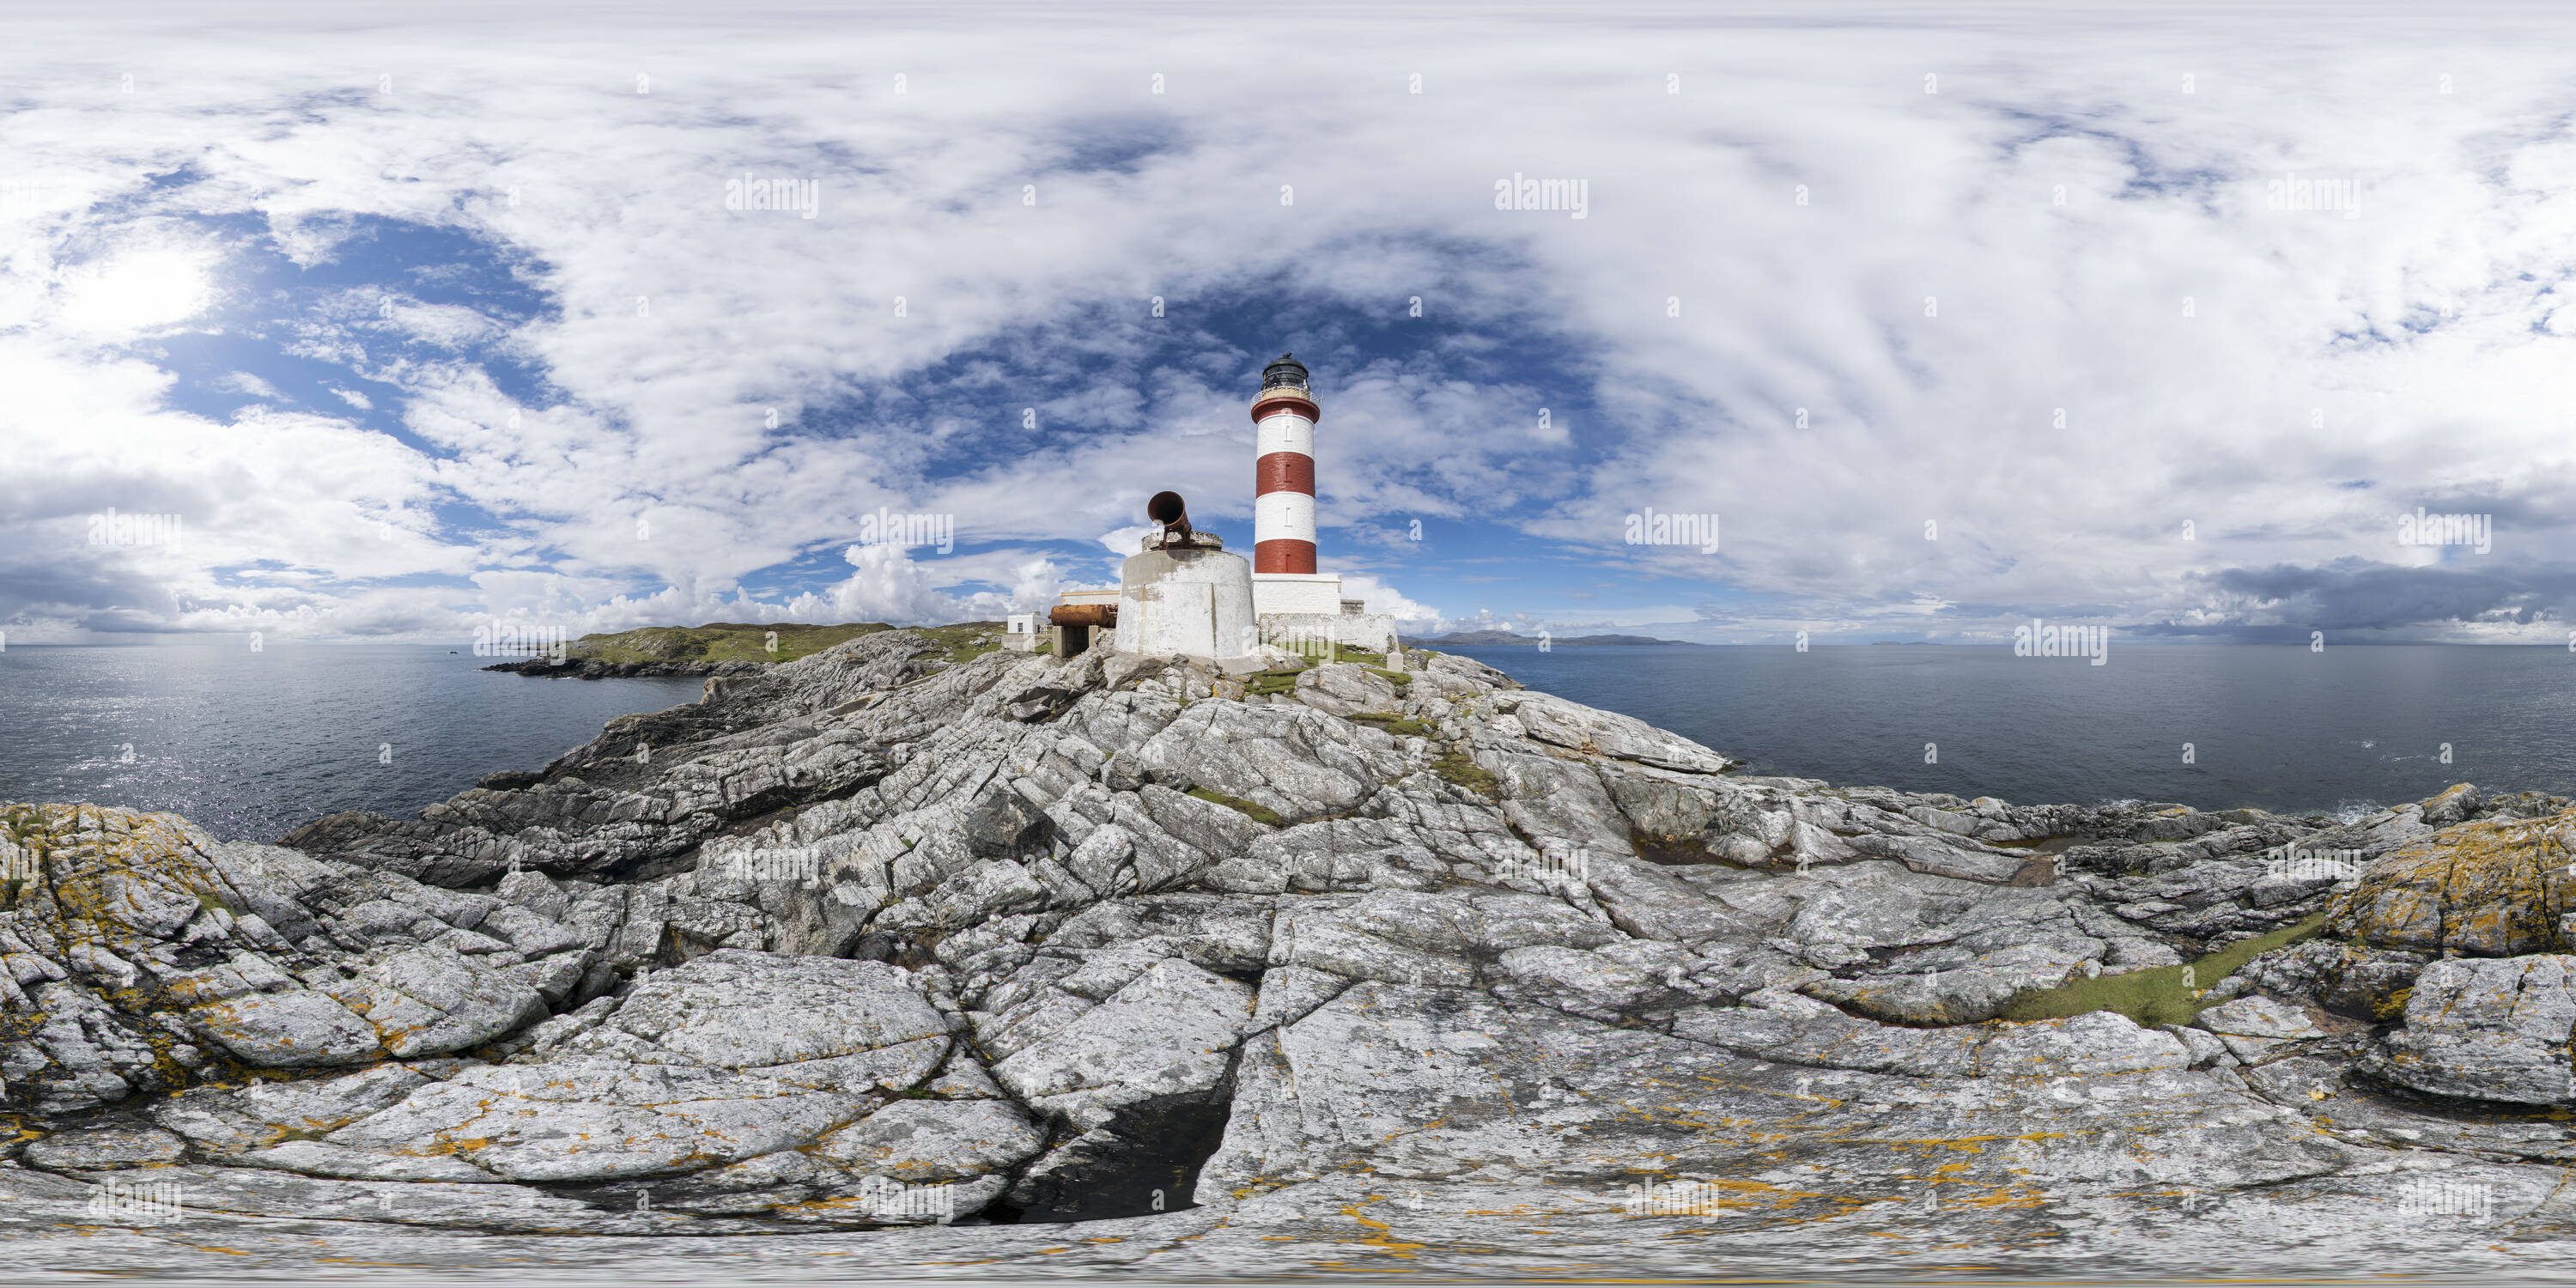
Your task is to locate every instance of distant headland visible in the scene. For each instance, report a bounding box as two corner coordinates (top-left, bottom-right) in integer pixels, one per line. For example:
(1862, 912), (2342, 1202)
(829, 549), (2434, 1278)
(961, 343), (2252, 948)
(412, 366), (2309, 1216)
(1399, 630), (1698, 647)
(481, 621), (1005, 677)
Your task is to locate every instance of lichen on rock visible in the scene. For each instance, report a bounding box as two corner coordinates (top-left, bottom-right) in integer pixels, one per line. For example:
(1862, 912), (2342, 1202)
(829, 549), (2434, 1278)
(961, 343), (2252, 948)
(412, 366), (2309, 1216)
(5, 634), (2575, 1273)
(2327, 806), (2576, 957)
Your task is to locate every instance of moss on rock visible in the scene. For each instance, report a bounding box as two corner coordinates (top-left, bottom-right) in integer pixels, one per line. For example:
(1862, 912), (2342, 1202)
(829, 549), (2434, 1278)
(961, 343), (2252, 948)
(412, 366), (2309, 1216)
(1997, 913), (2330, 1029)
(1185, 787), (1284, 828)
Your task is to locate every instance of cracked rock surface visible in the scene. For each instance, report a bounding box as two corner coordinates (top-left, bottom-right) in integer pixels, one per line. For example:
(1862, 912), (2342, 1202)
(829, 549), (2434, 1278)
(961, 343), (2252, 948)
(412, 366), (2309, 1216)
(10, 629), (2576, 1277)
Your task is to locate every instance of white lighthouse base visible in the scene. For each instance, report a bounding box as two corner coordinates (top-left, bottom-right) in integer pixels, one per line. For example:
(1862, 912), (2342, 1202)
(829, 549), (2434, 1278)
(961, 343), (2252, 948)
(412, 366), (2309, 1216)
(1252, 572), (1346, 617)
(1252, 573), (1394, 654)
(1256, 611), (1398, 657)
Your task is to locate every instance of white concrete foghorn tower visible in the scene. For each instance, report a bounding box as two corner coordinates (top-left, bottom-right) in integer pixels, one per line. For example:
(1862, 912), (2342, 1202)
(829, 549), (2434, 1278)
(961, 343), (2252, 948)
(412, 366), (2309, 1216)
(1111, 491), (1257, 661)
(1250, 354), (1346, 617)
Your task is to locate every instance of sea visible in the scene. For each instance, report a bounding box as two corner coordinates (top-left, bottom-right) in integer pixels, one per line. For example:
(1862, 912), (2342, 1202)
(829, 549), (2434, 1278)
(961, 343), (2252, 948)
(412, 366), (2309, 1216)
(2, 641), (2571, 843)
(1446, 643), (2576, 820)
(0, 644), (705, 841)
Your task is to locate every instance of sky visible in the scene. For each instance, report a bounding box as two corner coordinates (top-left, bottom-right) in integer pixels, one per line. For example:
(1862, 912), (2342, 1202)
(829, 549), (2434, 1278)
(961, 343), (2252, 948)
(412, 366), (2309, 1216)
(3, 2), (2574, 647)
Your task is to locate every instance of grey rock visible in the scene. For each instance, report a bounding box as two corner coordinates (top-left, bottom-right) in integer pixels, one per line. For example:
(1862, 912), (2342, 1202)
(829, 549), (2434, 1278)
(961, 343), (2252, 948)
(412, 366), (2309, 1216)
(22, 1124), (188, 1170)
(189, 987), (388, 1068)
(1500, 691), (1733, 773)
(333, 945), (548, 1058)
(809, 1098), (1048, 1182)
(2366, 955), (2576, 1106)
(993, 957), (1255, 1128)
(1289, 662), (1402, 719)
(2197, 995), (2325, 1041)
(149, 1064), (432, 1157)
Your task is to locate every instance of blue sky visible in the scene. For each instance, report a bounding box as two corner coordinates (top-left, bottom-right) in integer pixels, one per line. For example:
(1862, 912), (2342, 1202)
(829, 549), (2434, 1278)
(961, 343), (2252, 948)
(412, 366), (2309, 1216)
(5, 2), (2575, 645)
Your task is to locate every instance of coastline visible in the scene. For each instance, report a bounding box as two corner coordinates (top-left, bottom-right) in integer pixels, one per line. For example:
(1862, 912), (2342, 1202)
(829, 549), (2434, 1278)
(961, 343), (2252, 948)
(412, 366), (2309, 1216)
(2, 629), (2572, 1277)
(480, 654), (763, 680)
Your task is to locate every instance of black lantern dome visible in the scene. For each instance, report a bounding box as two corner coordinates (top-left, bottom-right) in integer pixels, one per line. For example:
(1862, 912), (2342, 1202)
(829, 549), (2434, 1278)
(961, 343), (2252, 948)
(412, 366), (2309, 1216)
(1261, 352), (1309, 391)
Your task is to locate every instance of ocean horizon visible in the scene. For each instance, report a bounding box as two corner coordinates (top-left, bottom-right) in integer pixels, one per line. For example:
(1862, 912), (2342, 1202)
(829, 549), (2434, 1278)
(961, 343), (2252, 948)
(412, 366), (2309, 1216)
(1449, 641), (2573, 819)
(5, 638), (2567, 841)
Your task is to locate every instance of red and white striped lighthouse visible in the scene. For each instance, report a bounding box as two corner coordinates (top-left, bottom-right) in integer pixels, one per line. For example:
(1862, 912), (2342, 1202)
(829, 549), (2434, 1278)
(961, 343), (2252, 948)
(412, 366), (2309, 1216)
(1251, 353), (1320, 574)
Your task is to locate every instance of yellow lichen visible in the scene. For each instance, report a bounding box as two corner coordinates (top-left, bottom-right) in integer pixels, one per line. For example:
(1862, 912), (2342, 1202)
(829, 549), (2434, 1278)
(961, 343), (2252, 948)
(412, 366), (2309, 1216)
(2330, 805), (2576, 956)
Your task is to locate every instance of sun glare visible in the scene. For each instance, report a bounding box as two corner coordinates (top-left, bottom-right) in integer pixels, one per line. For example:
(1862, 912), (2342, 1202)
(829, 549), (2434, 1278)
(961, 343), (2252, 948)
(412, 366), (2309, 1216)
(60, 247), (212, 333)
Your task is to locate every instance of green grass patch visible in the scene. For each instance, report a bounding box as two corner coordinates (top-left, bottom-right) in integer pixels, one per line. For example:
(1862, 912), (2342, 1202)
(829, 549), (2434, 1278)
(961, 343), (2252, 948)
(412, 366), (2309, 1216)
(1275, 641), (1387, 665)
(1238, 658), (1412, 702)
(1242, 667), (1308, 698)
(1996, 911), (2331, 1029)
(909, 621), (1012, 665)
(551, 620), (1021, 668)
(1431, 752), (1501, 800)
(559, 622), (895, 666)
(1187, 787), (1284, 827)
(1350, 711), (1436, 738)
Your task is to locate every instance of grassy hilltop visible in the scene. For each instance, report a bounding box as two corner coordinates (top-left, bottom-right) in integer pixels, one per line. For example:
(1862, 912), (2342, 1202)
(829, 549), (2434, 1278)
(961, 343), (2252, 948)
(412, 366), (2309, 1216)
(556, 622), (1008, 667)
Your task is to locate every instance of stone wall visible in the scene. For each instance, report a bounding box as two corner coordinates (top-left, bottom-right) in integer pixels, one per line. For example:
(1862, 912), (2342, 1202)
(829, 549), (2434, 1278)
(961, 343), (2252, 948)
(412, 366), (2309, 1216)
(1257, 611), (1396, 655)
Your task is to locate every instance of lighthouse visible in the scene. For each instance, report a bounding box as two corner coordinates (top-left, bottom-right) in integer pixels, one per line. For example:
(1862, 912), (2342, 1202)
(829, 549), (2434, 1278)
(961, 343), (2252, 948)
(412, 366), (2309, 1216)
(1249, 354), (1347, 618)
(1246, 354), (1398, 653)
(1050, 352), (1397, 662)
(1253, 353), (1320, 576)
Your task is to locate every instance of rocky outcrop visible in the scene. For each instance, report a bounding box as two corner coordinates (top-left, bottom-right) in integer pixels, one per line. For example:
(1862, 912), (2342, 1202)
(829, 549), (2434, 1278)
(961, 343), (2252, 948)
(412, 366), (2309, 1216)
(483, 655), (770, 680)
(2364, 955), (2576, 1105)
(10, 629), (2576, 1275)
(2326, 808), (2576, 956)
(477, 623), (977, 681)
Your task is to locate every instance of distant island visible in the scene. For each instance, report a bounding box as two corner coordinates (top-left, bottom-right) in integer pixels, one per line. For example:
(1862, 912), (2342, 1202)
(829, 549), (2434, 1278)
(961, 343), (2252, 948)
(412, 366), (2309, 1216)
(483, 621), (1003, 677)
(1400, 630), (1698, 647)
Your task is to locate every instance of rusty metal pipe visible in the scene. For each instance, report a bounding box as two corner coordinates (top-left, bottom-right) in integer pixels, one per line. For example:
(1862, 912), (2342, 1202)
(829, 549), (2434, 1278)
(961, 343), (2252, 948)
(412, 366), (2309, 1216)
(1146, 490), (1191, 538)
(1048, 604), (1118, 627)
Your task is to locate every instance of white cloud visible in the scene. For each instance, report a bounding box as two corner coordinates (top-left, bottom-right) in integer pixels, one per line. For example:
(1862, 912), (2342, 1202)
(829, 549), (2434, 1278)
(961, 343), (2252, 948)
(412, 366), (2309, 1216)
(3, 7), (2573, 643)
(53, 244), (213, 337)
(759, 544), (1065, 628)
(1332, 572), (1437, 626)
